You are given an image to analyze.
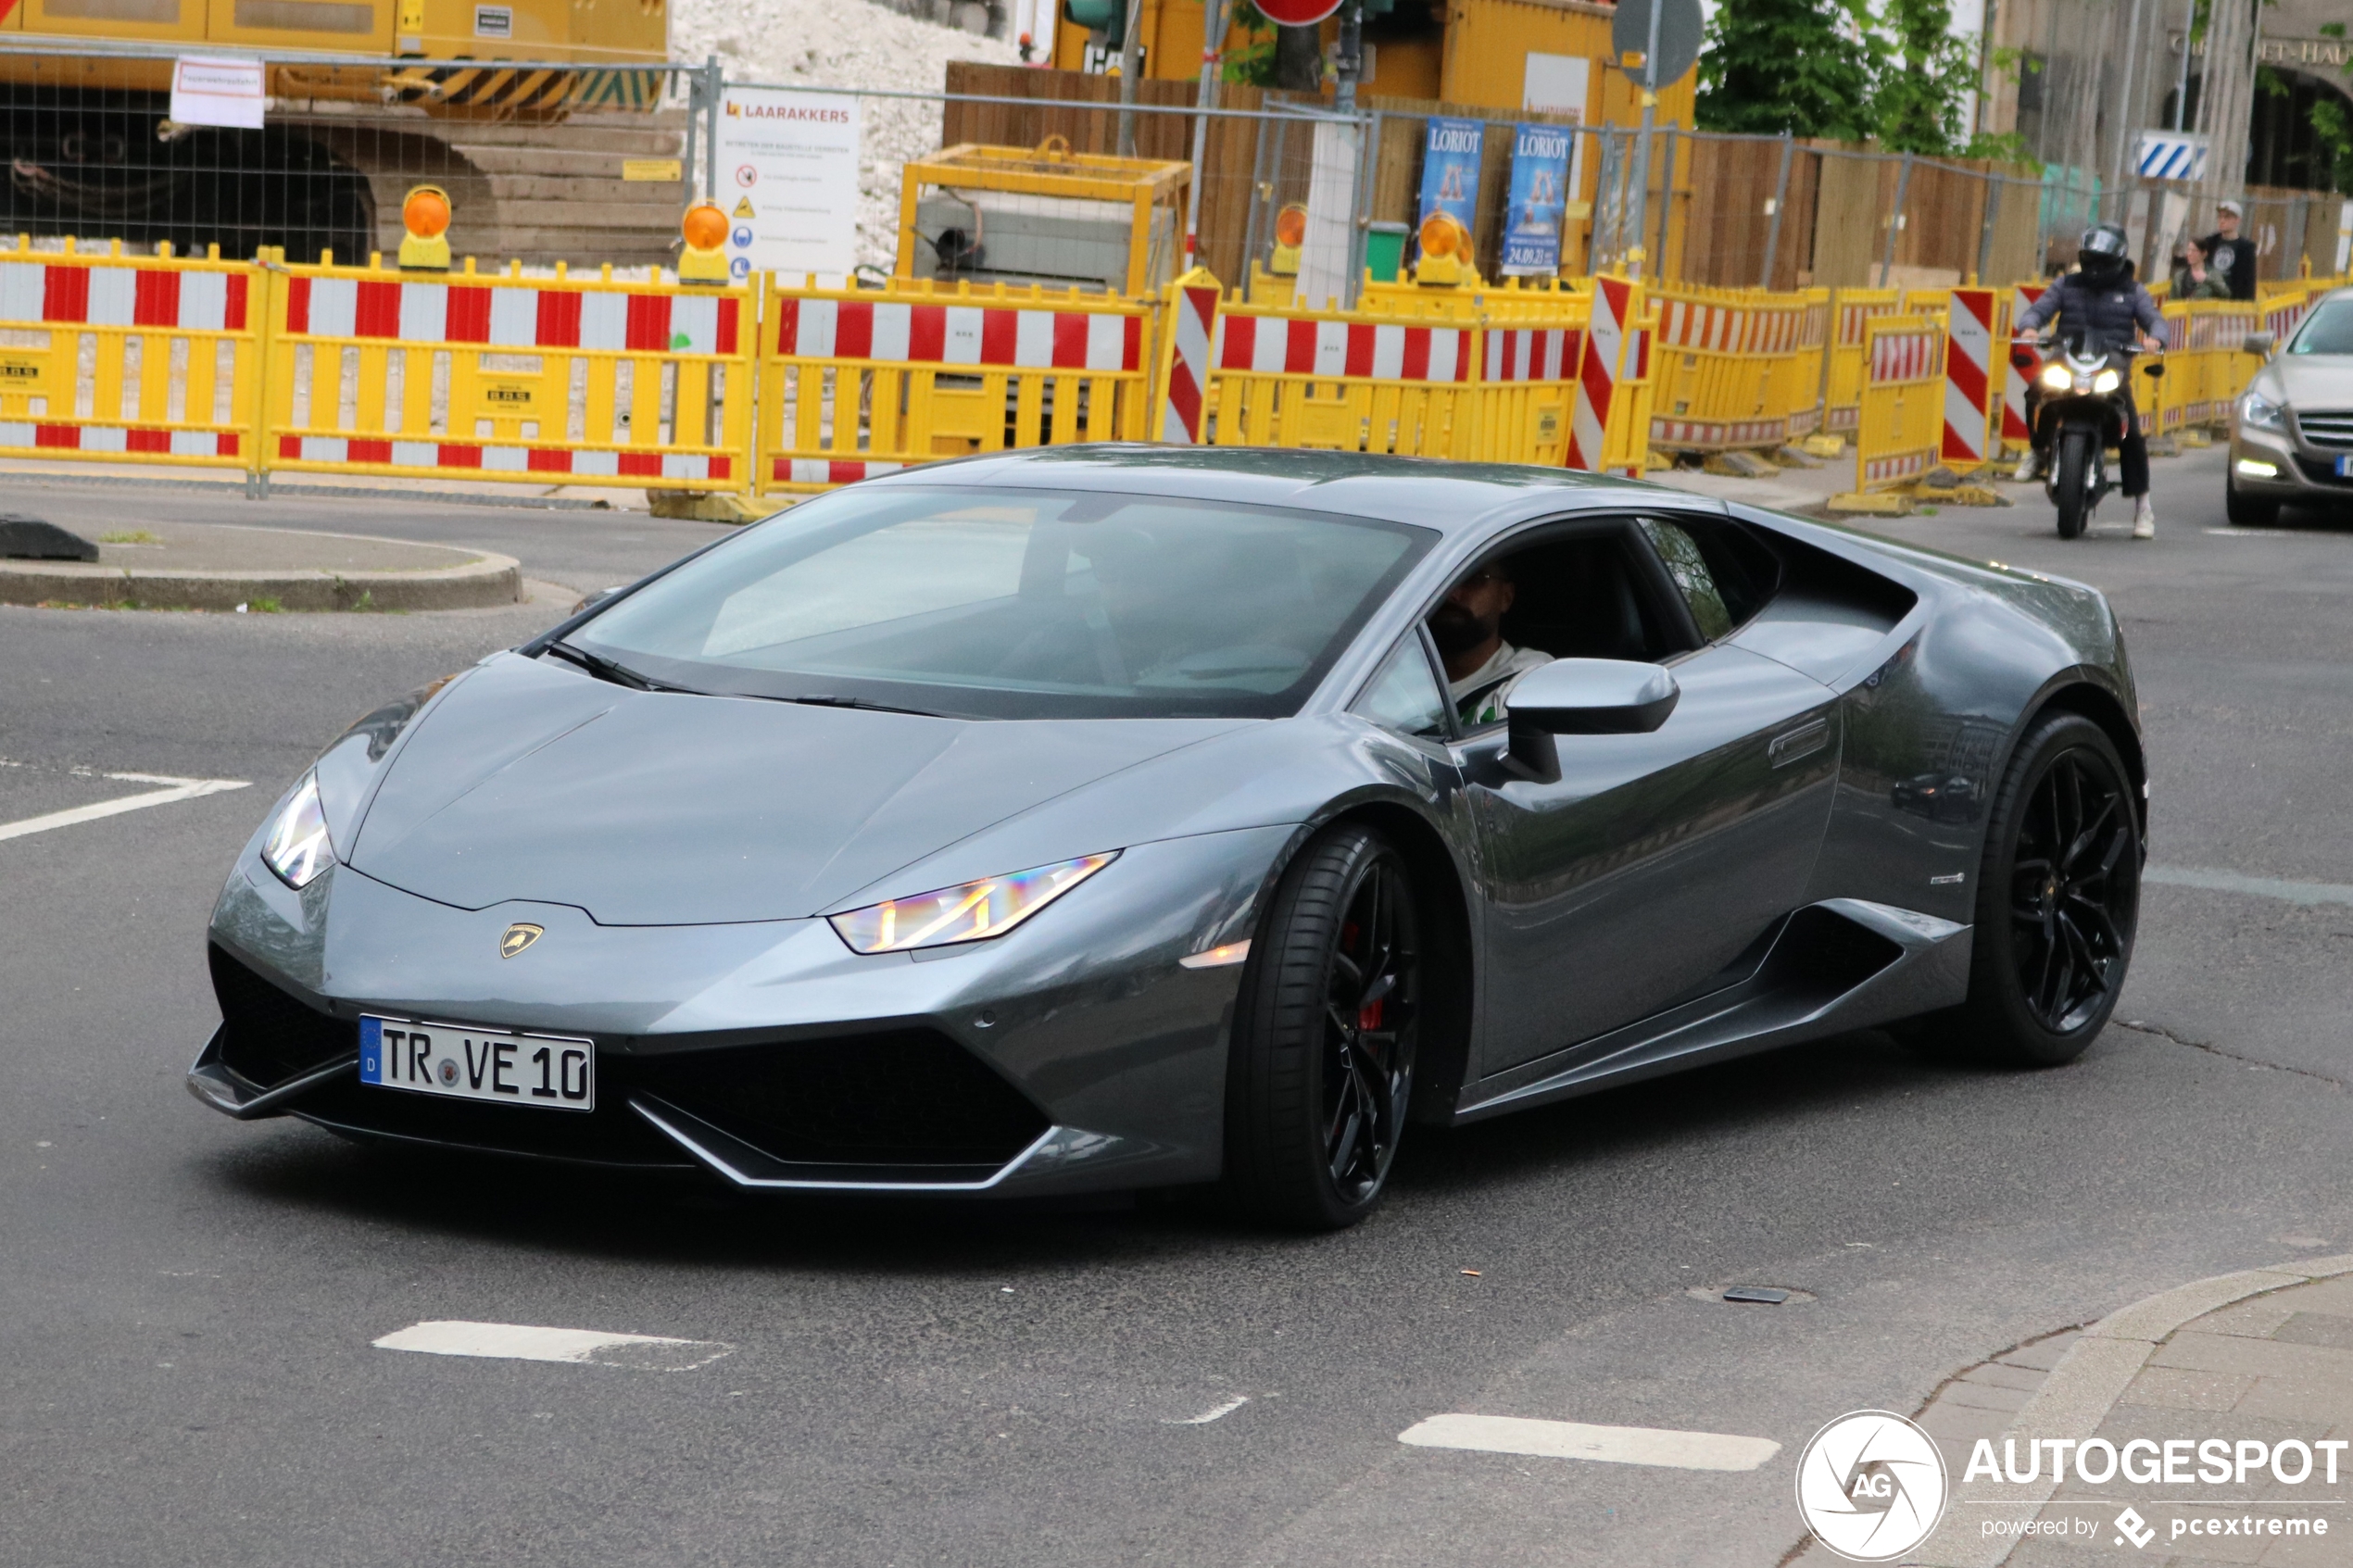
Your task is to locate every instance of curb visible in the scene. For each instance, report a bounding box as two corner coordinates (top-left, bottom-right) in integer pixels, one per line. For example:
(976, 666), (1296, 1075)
(1913, 1250), (2353, 1567)
(0, 550), (524, 612)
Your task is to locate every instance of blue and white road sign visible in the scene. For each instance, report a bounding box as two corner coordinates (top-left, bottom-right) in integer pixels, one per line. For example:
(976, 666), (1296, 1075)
(2134, 132), (2208, 182)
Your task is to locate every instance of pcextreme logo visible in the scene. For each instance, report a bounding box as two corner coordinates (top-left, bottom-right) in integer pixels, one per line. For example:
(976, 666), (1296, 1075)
(1795, 1411), (1951, 1562)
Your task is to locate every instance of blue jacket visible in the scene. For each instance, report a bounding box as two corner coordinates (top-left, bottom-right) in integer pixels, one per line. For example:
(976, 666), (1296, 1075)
(2017, 268), (2164, 348)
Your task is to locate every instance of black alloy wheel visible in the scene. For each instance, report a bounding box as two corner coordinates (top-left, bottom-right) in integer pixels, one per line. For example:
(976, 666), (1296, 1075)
(2053, 427), (2095, 539)
(1929, 712), (2141, 1065)
(1225, 823), (1422, 1229)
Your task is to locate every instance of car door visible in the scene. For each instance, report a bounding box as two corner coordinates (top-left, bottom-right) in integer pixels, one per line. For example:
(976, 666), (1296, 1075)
(1460, 513), (1842, 1073)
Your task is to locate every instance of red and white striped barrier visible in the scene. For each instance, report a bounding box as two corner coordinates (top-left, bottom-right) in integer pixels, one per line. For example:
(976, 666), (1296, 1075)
(1939, 287), (1996, 470)
(2001, 283), (2046, 454)
(1567, 275), (1631, 471)
(774, 295), (1142, 371)
(1482, 326), (1579, 383)
(0, 259), (250, 331)
(277, 435), (729, 483)
(284, 276), (739, 357)
(1869, 327), (1940, 382)
(1213, 315), (1474, 383)
(0, 423), (238, 456)
(1156, 271), (1220, 444)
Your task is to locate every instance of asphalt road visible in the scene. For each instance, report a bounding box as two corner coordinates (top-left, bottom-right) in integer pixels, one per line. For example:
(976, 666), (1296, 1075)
(4, 454), (2349, 1567)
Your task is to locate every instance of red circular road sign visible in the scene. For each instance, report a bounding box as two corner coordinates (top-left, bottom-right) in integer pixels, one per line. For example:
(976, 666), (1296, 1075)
(1254, 0), (1341, 26)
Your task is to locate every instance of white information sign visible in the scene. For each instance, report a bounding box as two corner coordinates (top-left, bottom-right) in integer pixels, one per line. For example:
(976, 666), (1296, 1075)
(170, 56), (267, 132)
(716, 87), (862, 284)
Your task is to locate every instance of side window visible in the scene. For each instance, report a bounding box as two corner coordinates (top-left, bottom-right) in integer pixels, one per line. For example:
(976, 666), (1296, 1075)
(1639, 517), (1779, 641)
(1353, 635), (1451, 740)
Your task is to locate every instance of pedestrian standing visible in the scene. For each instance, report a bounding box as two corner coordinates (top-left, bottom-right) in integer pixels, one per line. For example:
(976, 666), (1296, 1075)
(2198, 201), (2259, 301)
(2171, 238), (2230, 300)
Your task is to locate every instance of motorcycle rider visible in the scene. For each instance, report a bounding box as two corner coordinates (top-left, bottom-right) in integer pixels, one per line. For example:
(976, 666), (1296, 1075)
(2009, 223), (2166, 539)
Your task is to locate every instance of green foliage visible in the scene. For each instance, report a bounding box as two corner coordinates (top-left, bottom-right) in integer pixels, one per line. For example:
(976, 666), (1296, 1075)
(1869, 0), (1978, 153)
(2310, 95), (2353, 194)
(1222, 0), (1277, 86)
(1695, 0), (1876, 139)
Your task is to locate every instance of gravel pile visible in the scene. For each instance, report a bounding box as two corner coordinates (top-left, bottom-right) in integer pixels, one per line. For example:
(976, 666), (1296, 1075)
(673, 0), (1024, 271)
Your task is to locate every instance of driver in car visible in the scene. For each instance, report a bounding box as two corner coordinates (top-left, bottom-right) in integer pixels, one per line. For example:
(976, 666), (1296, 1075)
(1428, 558), (1552, 726)
(2011, 222), (2166, 539)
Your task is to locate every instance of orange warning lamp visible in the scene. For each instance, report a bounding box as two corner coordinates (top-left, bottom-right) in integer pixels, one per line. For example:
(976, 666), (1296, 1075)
(679, 199), (731, 284)
(1415, 210), (1472, 287)
(1270, 202), (1307, 277)
(397, 184), (451, 270)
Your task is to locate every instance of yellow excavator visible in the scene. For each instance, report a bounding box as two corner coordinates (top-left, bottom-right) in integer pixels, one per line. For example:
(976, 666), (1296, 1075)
(0, 0), (678, 264)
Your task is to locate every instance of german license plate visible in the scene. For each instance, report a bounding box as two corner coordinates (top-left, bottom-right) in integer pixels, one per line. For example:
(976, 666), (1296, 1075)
(359, 1014), (594, 1111)
(2336, 455), (2353, 478)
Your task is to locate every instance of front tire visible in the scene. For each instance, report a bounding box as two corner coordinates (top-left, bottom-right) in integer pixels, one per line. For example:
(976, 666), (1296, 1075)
(1927, 713), (2141, 1066)
(1224, 824), (1421, 1229)
(2225, 469), (2280, 528)
(2053, 427), (2094, 539)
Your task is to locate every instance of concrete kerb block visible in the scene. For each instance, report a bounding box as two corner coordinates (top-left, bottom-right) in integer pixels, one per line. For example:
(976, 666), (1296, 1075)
(1906, 1258), (2353, 1568)
(1704, 450), (1780, 479)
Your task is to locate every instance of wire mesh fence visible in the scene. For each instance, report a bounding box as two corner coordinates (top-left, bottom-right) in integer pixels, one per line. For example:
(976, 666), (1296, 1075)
(0, 43), (2343, 295)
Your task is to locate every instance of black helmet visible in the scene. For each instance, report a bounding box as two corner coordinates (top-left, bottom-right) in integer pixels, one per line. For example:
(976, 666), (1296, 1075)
(2079, 223), (2131, 280)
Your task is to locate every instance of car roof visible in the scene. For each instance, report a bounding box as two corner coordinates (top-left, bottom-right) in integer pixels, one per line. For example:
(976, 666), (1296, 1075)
(852, 445), (1683, 536)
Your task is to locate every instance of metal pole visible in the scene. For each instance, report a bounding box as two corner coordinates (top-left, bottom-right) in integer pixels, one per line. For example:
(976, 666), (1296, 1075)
(704, 56), (722, 199)
(1595, 123), (1622, 268)
(1117, 0), (1144, 157)
(1878, 151), (1913, 288)
(1652, 124), (1677, 282)
(1759, 130), (1793, 289)
(1240, 95), (1275, 277)
(1333, 0), (1362, 113)
(1347, 108), (1380, 307)
(2110, 0), (2145, 199)
(1977, 168), (2004, 282)
(1622, 0), (1666, 278)
(1183, 0), (1232, 258)
(2170, 0), (2193, 130)
(683, 68), (700, 205)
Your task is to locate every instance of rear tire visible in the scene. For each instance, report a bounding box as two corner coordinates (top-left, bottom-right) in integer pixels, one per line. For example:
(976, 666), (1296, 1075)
(1917, 713), (2141, 1067)
(2225, 470), (2281, 528)
(1224, 825), (1421, 1230)
(2053, 428), (2094, 539)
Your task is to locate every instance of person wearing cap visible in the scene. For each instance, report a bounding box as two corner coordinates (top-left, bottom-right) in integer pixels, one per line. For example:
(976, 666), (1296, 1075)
(2198, 201), (2259, 301)
(2011, 222), (2166, 537)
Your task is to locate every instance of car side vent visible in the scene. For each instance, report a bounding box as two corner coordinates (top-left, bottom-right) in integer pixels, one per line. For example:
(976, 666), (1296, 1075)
(208, 943), (359, 1089)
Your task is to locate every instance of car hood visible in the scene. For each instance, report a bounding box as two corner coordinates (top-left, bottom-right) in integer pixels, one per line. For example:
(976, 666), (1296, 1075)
(346, 652), (1251, 924)
(2268, 355), (2353, 411)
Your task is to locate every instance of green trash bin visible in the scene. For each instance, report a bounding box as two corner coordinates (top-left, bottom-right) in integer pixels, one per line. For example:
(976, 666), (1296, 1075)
(1365, 221), (1409, 283)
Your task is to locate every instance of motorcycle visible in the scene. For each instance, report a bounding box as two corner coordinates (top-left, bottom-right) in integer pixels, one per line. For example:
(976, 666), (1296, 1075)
(2010, 332), (2164, 539)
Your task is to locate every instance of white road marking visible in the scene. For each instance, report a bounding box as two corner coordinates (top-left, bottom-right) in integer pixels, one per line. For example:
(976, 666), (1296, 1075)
(0, 771), (249, 843)
(1398, 1414), (1781, 1472)
(372, 1320), (734, 1371)
(1165, 1395), (1250, 1425)
(2145, 863), (2353, 909)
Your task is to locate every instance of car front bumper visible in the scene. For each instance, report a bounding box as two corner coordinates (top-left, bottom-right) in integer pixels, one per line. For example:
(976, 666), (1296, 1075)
(2229, 421), (2353, 501)
(195, 825), (1292, 1195)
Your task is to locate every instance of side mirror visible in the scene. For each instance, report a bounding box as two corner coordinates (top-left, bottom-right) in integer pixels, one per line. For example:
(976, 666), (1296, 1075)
(1504, 659), (1680, 783)
(2243, 331), (2276, 358)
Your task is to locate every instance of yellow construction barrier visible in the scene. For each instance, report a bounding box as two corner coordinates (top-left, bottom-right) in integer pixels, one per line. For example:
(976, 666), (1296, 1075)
(262, 253), (753, 491)
(754, 274), (1156, 495)
(1203, 291), (1501, 458)
(0, 237), (263, 470)
(1822, 289), (1901, 435)
(1647, 283), (1818, 455)
(1830, 314), (1944, 508)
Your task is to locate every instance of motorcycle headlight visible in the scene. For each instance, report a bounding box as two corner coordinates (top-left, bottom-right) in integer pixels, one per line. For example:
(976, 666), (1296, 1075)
(2039, 363), (2071, 391)
(827, 852), (1118, 954)
(2092, 369), (2121, 394)
(260, 771), (334, 890)
(2240, 392), (2286, 431)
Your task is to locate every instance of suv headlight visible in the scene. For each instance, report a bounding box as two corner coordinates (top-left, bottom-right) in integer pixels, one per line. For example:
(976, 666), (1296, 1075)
(2241, 392), (2286, 431)
(261, 771), (333, 889)
(828, 852), (1118, 954)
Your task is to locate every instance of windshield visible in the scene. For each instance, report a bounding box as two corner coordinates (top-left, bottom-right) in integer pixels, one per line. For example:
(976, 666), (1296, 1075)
(2289, 298), (2353, 356)
(569, 485), (1433, 720)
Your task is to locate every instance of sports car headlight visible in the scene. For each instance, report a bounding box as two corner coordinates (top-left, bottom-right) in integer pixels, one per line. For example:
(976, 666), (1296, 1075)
(2240, 392), (2286, 431)
(2092, 369), (2120, 394)
(827, 852), (1119, 954)
(260, 771), (333, 890)
(2039, 362), (2070, 391)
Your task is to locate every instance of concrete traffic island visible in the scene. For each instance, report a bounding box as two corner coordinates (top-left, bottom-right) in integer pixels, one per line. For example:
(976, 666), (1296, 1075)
(0, 521), (522, 611)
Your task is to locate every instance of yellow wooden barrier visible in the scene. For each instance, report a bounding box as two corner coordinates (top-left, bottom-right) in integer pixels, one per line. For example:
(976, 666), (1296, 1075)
(262, 252), (753, 491)
(0, 237), (263, 470)
(754, 274), (1155, 495)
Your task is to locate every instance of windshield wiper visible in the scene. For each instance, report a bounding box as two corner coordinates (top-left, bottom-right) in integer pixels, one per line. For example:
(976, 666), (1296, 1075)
(545, 641), (686, 693)
(776, 693), (947, 719)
